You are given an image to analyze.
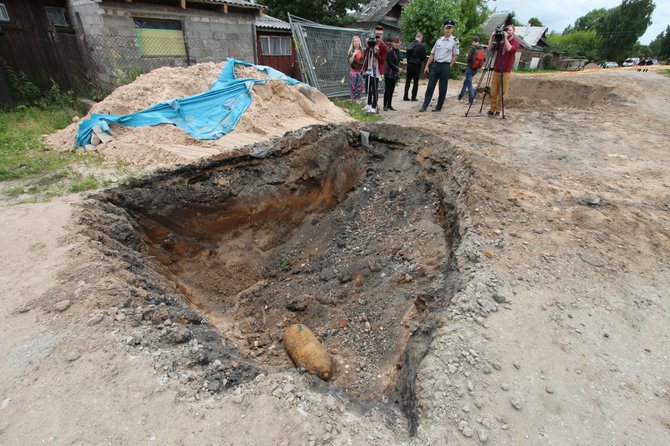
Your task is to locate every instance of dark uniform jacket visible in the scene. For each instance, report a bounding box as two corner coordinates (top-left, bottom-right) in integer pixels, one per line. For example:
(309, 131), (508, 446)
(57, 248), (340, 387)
(385, 47), (401, 80)
(405, 40), (426, 66)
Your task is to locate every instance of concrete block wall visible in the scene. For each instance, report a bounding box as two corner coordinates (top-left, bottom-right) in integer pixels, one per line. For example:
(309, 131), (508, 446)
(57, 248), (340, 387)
(66, 0), (258, 91)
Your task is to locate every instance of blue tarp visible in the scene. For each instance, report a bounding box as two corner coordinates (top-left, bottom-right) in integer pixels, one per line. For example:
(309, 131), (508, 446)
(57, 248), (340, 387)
(75, 59), (300, 148)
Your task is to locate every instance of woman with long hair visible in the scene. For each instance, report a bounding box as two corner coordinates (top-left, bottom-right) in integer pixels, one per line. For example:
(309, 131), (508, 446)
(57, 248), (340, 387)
(348, 36), (365, 101)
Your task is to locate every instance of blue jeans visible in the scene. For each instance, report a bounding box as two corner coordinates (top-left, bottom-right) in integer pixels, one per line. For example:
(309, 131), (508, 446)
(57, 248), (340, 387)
(421, 62), (451, 110)
(458, 67), (477, 104)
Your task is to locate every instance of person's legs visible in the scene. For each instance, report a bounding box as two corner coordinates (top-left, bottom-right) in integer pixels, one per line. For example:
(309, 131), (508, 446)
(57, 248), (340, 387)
(466, 68), (476, 104)
(488, 71), (501, 113)
(384, 77), (393, 109)
(366, 75), (375, 110)
(387, 78), (397, 109)
(371, 77), (379, 110)
(434, 64), (450, 110)
(421, 67), (440, 110)
(500, 72), (512, 111)
(404, 64), (418, 100)
(411, 70), (420, 100)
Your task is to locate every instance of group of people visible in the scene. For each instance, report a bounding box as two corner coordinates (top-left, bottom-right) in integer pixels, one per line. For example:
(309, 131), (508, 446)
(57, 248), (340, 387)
(347, 19), (521, 117)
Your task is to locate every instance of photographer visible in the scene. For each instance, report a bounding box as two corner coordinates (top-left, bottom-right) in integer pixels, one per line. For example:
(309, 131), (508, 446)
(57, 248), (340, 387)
(419, 20), (459, 113)
(486, 23), (521, 117)
(362, 31), (383, 113)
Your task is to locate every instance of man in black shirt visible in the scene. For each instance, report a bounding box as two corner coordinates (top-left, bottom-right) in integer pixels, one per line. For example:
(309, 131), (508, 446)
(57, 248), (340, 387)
(403, 31), (426, 101)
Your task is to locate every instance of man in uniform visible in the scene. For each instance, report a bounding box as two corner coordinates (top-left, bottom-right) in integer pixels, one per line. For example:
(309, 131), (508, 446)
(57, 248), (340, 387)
(419, 20), (459, 112)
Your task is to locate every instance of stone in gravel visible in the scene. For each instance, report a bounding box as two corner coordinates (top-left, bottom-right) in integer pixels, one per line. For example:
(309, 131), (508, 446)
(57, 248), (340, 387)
(491, 361), (502, 371)
(65, 351), (81, 362)
(462, 426), (474, 437)
(493, 293), (506, 304)
(87, 313), (104, 326)
(510, 396), (522, 410)
(17, 304), (30, 313)
(478, 428), (488, 443)
(55, 300), (71, 312)
(467, 381), (474, 391)
(500, 383), (510, 391)
(545, 385), (555, 394)
(231, 394), (244, 404)
(448, 364), (457, 374)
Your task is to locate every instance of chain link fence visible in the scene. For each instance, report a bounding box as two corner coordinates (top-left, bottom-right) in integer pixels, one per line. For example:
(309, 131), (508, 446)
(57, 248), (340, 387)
(289, 14), (372, 98)
(83, 32), (255, 95)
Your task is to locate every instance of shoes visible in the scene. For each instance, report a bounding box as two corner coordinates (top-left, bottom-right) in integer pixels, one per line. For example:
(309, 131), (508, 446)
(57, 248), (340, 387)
(403, 97), (410, 101)
(457, 96), (463, 103)
(419, 107), (426, 112)
(431, 108), (442, 112)
(364, 104), (372, 112)
(494, 111), (500, 117)
(383, 106), (388, 111)
(411, 98), (418, 101)
(487, 110), (495, 116)
(388, 106), (396, 111)
(369, 107), (377, 114)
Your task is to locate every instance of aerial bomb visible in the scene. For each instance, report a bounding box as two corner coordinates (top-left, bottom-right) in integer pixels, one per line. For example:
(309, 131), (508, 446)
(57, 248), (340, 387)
(283, 324), (332, 381)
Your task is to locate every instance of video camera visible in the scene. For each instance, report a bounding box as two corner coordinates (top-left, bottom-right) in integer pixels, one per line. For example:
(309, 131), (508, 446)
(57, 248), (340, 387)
(492, 14), (512, 50)
(367, 34), (377, 48)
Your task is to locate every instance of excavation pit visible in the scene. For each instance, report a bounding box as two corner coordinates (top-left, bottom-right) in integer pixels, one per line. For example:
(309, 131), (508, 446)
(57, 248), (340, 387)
(89, 124), (465, 412)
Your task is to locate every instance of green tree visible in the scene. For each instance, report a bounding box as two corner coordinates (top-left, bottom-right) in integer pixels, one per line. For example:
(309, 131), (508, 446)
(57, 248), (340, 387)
(648, 26), (670, 60)
(596, 0), (655, 62)
(257, 0), (362, 26)
(548, 30), (599, 61)
(399, 0), (461, 50)
(528, 17), (544, 27)
(457, 0), (491, 42)
(563, 8), (607, 33)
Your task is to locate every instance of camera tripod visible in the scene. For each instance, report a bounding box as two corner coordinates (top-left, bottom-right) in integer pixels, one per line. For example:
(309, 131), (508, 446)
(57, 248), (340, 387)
(465, 48), (506, 119)
(360, 44), (381, 110)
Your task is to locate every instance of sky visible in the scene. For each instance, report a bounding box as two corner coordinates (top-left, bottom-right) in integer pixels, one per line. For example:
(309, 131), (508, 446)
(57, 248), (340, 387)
(489, 0), (669, 44)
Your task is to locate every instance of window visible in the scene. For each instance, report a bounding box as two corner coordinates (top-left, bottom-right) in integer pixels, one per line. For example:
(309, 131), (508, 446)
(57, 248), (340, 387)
(134, 18), (186, 57)
(260, 36), (291, 56)
(45, 6), (68, 27)
(0, 3), (10, 22)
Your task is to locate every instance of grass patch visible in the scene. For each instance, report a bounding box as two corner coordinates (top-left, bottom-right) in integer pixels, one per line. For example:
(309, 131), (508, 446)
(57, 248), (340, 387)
(0, 105), (132, 202)
(332, 98), (384, 123)
(659, 69), (670, 77)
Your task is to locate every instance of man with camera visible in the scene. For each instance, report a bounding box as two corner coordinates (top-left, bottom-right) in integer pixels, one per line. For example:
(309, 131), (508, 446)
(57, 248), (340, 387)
(362, 26), (388, 113)
(486, 23), (521, 117)
(419, 20), (459, 113)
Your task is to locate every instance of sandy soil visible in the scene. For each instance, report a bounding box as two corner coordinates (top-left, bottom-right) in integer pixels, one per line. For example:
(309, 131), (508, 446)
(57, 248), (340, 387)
(1, 66), (669, 445)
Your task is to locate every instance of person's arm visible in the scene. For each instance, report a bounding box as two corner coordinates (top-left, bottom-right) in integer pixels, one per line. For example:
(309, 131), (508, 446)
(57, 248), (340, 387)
(387, 50), (400, 72)
(424, 52), (434, 74)
(450, 55), (458, 69)
(488, 33), (495, 51)
(503, 33), (512, 52)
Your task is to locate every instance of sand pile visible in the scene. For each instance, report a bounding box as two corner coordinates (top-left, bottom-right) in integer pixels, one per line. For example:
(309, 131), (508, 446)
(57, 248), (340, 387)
(44, 63), (353, 169)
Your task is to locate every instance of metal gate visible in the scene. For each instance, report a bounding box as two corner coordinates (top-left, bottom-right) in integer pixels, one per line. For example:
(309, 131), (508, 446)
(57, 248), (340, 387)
(288, 14), (368, 98)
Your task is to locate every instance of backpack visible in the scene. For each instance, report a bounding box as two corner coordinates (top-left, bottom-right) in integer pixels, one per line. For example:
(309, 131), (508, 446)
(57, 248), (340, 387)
(471, 49), (485, 69)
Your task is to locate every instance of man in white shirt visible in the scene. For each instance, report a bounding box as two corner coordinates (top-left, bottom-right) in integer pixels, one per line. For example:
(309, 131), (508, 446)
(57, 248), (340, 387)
(419, 19), (459, 112)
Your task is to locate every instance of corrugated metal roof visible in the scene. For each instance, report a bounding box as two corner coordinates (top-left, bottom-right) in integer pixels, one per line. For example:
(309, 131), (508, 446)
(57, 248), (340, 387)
(196, 0), (263, 10)
(357, 0), (407, 23)
(256, 14), (291, 30)
(482, 12), (510, 37)
(514, 26), (548, 47)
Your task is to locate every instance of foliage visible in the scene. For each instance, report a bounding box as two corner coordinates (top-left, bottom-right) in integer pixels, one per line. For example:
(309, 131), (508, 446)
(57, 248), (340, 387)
(399, 0), (461, 50)
(331, 98), (383, 123)
(548, 30), (599, 61)
(563, 8), (607, 34)
(528, 17), (544, 27)
(648, 25), (670, 60)
(0, 106), (129, 201)
(115, 67), (145, 86)
(596, 0), (655, 63)
(456, 0), (490, 43)
(257, 0), (361, 26)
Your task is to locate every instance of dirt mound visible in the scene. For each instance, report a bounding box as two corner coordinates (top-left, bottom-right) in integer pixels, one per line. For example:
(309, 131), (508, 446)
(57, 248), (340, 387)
(43, 63), (352, 169)
(508, 78), (614, 108)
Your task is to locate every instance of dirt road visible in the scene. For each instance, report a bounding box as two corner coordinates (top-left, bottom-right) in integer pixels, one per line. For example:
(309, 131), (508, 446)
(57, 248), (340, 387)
(1, 68), (669, 445)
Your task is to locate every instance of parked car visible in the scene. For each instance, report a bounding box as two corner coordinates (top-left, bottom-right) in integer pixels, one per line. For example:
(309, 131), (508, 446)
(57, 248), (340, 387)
(602, 61), (619, 68)
(622, 57), (640, 67)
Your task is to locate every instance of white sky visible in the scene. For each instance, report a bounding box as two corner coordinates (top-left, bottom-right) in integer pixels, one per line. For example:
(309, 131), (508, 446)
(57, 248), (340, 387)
(489, 0), (668, 44)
